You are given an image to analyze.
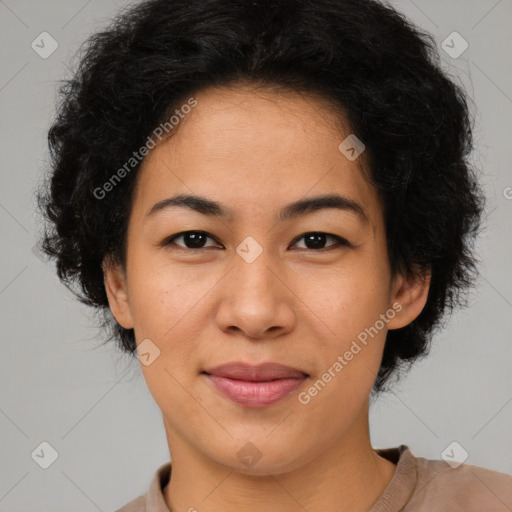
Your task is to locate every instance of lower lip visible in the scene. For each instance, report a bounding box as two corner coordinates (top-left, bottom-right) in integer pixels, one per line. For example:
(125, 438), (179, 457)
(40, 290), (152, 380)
(203, 373), (307, 408)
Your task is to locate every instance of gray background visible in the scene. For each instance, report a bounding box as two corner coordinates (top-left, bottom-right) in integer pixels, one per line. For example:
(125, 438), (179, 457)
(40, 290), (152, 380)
(1, 0), (511, 510)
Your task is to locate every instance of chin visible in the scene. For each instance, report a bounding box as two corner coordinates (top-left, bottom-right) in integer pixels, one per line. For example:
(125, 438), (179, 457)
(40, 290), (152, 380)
(209, 442), (312, 477)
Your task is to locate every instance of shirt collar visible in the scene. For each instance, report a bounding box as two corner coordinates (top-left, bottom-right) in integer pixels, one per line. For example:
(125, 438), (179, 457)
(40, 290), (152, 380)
(142, 445), (417, 512)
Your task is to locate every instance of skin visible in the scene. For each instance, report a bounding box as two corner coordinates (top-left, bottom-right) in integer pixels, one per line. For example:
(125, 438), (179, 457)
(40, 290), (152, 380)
(104, 84), (430, 512)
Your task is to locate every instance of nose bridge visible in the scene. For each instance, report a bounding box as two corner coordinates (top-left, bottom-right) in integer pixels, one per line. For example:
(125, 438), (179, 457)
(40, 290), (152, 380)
(231, 238), (279, 300)
(215, 237), (294, 338)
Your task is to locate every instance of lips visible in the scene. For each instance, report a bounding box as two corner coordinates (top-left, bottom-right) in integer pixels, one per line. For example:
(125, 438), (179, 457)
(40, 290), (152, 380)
(202, 362), (309, 408)
(202, 362), (309, 381)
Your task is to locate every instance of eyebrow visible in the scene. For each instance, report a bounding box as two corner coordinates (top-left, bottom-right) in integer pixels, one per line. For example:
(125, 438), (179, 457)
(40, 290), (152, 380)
(146, 193), (369, 224)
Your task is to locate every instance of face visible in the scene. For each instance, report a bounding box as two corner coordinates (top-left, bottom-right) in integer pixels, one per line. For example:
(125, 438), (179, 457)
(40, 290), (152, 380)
(104, 85), (429, 476)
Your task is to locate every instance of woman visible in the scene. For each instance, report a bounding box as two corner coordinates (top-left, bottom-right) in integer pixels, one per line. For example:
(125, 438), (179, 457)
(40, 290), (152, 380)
(38, 0), (512, 510)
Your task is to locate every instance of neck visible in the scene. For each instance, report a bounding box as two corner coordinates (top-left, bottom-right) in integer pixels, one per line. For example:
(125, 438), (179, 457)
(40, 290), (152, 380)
(163, 402), (396, 512)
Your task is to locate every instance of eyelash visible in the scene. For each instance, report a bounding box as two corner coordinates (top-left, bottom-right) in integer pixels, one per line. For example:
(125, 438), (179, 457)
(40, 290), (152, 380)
(162, 230), (352, 252)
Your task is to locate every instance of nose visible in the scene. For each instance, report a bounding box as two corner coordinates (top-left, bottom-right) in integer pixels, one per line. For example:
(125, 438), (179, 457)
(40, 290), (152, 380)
(214, 249), (296, 340)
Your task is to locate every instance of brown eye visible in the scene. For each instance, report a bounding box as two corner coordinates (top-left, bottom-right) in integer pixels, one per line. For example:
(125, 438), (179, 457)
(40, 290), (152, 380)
(162, 230), (351, 252)
(291, 232), (351, 251)
(164, 231), (221, 249)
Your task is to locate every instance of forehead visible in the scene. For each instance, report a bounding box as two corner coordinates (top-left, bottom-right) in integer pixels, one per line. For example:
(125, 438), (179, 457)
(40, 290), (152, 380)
(131, 85), (381, 226)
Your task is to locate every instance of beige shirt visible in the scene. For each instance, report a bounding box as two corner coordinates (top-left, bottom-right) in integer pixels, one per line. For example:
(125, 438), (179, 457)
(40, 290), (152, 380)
(116, 445), (512, 511)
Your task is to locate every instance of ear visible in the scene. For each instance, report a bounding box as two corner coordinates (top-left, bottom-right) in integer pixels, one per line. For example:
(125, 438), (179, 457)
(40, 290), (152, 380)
(387, 268), (431, 330)
(102, 256), (135, 329)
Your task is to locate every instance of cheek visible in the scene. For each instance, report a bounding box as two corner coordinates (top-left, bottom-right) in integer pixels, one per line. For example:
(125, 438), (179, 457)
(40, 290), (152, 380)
(129, 266), (211, 410)
(294, 253), (391, 393)
(127, 257), (215, 341)
(297, 259), (391, 342)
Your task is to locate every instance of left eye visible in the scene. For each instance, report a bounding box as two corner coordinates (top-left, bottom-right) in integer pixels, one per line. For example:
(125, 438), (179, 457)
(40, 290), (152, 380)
(291, 232), (350, 250)
(163, 231), (350, 251)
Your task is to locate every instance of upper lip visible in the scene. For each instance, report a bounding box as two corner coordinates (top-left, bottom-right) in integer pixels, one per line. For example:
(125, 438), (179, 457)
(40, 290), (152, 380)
(202, 362), (309, 381)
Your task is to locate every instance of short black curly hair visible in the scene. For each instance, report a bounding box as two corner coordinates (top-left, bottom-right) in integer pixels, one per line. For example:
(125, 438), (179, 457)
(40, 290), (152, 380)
(37, 0), (484, 393)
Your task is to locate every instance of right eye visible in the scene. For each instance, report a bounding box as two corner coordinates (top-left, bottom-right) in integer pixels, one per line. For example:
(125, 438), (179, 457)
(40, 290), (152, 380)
(162, 230), (223, 250)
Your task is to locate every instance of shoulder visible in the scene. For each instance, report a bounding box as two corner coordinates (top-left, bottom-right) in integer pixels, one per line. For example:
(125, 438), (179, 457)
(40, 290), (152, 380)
(374, 445), (511, 512)
(115, 493), (146, 512)
(114, 461), (172, 512)
(407, 449), (512, 511)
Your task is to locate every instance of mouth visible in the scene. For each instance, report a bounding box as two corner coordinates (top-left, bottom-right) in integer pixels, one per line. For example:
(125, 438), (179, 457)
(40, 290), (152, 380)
(201, 362), (310, 408)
